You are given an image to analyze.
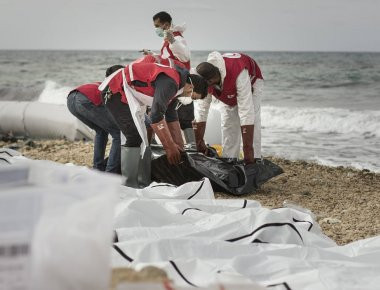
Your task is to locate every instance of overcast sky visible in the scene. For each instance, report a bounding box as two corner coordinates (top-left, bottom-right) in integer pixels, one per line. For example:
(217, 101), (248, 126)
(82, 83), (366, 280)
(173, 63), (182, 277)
(0, 0), (379, 52)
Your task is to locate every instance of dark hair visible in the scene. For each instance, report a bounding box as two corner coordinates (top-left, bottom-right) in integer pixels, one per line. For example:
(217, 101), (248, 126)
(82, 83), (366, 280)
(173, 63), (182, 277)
(196, 62), (219, 81)
(187, 74), (208, 99)
(153, 11), (172, 24)
(105, 65), (124, 77)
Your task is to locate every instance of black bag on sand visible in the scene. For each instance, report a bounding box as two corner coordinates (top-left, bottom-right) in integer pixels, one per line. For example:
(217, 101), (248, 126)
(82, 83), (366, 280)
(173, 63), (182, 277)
(151, 145), (283, 196)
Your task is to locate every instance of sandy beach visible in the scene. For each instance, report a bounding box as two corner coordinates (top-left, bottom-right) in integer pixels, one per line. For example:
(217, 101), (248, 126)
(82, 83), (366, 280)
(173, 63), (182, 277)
(1, 138), (379, 246)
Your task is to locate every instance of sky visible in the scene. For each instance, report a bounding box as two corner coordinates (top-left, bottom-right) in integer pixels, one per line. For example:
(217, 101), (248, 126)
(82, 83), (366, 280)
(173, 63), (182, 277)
(0, 0), (379, 52)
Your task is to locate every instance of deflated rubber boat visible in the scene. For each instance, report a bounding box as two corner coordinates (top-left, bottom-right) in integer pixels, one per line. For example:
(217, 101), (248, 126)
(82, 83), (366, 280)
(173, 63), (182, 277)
(0, 101), (94, 140)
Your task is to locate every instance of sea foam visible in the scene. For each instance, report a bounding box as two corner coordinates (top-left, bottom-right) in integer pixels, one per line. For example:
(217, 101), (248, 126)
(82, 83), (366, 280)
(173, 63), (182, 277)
(262, 106), (380, 137)
(37, 80), (73, 105)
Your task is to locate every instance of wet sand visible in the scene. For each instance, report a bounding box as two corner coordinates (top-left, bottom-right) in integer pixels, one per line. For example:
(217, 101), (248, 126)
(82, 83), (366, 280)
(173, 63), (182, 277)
(1, 138), (379, 246)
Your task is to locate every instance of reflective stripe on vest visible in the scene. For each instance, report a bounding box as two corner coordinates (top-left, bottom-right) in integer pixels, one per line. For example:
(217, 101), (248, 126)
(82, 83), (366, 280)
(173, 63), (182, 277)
(160, 31), (191, 70)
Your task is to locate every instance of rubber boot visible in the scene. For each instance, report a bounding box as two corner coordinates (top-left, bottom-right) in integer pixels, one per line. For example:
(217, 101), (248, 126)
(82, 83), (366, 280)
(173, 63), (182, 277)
(183, 128), (195, 145)
(120, 145), (140, 188)
(137, 146), (151, 187)
(241, 125), (255, 164)
(167, 120), (184, 149)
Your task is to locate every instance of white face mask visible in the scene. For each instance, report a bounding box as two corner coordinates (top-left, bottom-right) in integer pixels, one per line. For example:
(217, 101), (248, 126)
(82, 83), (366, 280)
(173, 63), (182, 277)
(155, 27), (164, 37)
(176, 77), (194, 109)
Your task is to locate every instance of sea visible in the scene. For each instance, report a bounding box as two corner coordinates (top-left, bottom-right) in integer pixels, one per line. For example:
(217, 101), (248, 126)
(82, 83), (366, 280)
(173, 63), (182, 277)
(0, 50), (379, 172)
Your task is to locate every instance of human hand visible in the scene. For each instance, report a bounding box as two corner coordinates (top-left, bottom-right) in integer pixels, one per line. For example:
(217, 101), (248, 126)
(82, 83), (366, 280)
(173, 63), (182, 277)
(140, 49), (153, 55)
(196, 139), (208, 155)
(165, 144), (183, 165)
(164, 30), (175, 44)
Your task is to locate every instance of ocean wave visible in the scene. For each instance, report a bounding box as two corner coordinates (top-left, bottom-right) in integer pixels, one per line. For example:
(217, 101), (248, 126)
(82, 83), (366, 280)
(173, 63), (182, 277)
(310, 157), (380, 173)
(262, 106), (380, 137)
(0, 86), (43, 101)
(33, 81), (380, 138)
(37, 80), (73, 105)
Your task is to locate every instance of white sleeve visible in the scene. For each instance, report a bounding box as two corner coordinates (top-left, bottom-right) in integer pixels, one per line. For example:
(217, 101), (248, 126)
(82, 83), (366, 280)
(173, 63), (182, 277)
(194, 94), (212, 122)
(236, 69), (255, 126)
(169, 36), (190, 62)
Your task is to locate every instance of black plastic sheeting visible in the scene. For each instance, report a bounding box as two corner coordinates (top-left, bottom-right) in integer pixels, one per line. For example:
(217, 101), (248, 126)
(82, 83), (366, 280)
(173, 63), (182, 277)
(151, 145), (283, 195)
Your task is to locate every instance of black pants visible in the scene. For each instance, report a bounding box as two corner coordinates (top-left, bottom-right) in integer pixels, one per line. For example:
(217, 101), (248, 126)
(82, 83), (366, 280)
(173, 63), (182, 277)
(177, 102), (194, 130)
(105, 94), (142, 147)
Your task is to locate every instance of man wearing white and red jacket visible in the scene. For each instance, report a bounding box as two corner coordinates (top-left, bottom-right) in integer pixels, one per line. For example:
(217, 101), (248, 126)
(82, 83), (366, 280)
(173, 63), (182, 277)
(194, 52), (264, 163)
(144, 11), (195, 144)
(100, 62), (208, 188)
(151, 11), (191, 69)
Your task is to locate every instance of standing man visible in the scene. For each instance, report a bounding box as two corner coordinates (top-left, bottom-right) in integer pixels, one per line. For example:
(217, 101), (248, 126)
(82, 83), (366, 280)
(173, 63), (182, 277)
(194, 52), (264, 164)
(152, 11), (190, 69)
(145, 11), (195, 145)
(100, 61), (208, 188)
(66, 66), (123, 173)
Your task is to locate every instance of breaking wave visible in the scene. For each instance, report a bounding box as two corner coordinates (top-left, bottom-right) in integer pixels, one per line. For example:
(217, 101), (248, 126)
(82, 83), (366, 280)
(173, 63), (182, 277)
(262, 106), (380, 137)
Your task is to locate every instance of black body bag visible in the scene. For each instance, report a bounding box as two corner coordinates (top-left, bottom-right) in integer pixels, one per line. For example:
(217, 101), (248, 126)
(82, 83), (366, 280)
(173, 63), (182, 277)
(150, 145), (283, 196)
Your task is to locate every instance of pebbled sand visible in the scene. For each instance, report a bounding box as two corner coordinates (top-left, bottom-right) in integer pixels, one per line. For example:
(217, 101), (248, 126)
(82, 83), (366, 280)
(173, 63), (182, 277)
(1, 138), (379, 245)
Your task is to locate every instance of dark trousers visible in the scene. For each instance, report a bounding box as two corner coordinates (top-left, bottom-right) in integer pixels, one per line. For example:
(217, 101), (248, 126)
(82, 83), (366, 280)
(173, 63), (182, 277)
(105, 95), (142, 147)
(177, 102), (194, 130)
(67, 91), (121, 173)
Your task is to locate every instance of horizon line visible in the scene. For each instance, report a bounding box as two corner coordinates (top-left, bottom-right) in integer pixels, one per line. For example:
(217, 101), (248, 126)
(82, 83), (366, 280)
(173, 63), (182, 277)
(1, 48), (380, 54)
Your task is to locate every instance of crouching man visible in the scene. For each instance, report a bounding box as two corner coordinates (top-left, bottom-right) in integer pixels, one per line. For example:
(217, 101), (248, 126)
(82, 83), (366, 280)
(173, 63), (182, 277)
(67, 66), (123, 173)
(100, 62), (208, 188)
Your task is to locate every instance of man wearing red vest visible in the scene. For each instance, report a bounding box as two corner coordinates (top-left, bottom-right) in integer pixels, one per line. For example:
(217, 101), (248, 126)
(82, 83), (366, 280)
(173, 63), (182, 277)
(100, 62), (208, 188)
(194, 52), (264, 164)
(66, 65), (123, 173)
(142, 11), (195, 145)
(151, 11), (190, 69)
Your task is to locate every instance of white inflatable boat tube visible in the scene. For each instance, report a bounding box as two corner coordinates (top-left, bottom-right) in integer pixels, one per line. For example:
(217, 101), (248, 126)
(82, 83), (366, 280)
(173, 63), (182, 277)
(0, 101), (94, 141)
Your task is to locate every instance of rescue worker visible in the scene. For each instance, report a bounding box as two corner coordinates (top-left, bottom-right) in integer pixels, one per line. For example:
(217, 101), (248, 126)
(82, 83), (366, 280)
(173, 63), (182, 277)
(100, 61), (208, 188)
(143, 11), (195, 145)
(134, 54), (191, 144)
(66, 65), (123, 173)
(194, 52), (264, 164)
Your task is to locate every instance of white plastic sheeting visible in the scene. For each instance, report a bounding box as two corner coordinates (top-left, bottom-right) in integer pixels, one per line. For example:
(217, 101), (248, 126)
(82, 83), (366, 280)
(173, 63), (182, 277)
(0, 154), (120, 290)
(113, 183), (380, 289)
(2, 150), (380, 290)
(0, 101), (94, 140)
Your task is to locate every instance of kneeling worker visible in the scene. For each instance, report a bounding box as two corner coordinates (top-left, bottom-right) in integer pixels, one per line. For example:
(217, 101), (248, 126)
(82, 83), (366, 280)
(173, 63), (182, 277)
(100, 62), (208, 188)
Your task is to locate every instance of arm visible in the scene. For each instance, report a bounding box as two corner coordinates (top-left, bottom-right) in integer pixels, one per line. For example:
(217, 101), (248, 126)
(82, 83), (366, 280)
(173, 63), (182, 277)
(150, 74), (178, 123)
(150, 74), (183, 164)
(168, 35), (190, 63)
(194, 93), (212, 122)
(192, 94), (212, 154)
(236, 69), (255, 126)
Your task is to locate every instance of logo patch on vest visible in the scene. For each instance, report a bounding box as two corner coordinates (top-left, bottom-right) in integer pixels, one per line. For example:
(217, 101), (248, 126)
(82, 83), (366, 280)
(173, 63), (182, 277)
(223, 53), (241, 59)
(227, 94), (235, 99)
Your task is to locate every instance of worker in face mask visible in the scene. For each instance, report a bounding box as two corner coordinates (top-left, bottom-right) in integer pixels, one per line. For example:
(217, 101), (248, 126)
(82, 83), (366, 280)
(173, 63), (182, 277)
(141, 11), (195, 145)
(151, 11), (190, 69)
(100, 62), (208, 188)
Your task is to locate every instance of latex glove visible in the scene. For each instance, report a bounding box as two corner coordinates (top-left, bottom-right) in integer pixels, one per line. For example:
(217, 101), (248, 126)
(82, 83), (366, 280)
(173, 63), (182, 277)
(196, 139), (208, 155)
(165, 144), (183, 165)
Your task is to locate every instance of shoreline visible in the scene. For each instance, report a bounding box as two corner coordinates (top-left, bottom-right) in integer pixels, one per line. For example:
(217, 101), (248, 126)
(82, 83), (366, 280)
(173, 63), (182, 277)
(1, 138), (379, 245)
